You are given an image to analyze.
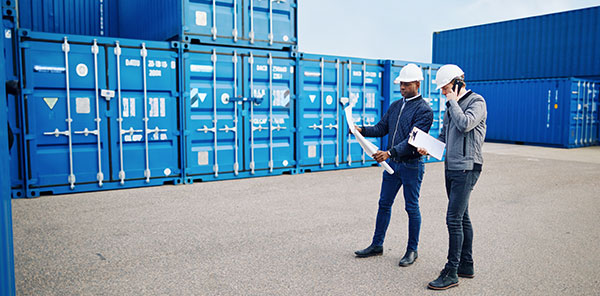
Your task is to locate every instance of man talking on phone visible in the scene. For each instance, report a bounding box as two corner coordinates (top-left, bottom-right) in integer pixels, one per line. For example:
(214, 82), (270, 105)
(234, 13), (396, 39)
(418, 64), (487, 290)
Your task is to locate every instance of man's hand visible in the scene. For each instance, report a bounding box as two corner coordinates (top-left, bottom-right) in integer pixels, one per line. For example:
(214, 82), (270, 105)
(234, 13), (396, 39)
(372, 150), (390, 163)
(349, 125), (362, 135)
(445, 89), (458, 102)
(417, 147), (429, 156)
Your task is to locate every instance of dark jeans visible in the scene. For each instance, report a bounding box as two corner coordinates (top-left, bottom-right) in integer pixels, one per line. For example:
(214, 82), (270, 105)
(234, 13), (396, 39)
(372, 158), (425, 251)
(444, 169), (481, 269)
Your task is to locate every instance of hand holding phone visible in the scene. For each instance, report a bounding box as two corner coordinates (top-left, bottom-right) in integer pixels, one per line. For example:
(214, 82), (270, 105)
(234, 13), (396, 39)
(452, 79), (464, 94)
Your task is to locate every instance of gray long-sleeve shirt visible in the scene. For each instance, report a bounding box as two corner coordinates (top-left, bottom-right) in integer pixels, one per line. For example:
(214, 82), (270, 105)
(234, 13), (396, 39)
(439, 91), (487, 170)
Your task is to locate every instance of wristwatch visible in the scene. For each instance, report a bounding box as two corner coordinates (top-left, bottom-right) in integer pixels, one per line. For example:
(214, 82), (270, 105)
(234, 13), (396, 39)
(387, 151), (391, 156)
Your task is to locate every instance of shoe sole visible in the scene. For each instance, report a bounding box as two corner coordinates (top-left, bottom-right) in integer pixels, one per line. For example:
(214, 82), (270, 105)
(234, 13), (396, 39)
(427, 282), (459, 290)
(355, 253), (383, 258)
(458, 274), (474, 278)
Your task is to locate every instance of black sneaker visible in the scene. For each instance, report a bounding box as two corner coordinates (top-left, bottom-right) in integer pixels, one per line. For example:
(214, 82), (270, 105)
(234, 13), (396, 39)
(354, 245), (383, 258)
(427, 267), (459, 290)
(457, 261), (474, 278)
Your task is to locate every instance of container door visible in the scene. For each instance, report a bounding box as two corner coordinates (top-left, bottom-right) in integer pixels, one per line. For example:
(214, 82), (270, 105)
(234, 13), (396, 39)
(184, 49), (241, 178)
(107, 42), (180, 185)
(298, 58), (342, 169)
(343, 61), (382, 166)
(243, 0), (294, 47)
(571, 81), (600, 147)
(185, 0), (242, 42)
(243, 52), (295, 174)
(22, 39), (110, 191)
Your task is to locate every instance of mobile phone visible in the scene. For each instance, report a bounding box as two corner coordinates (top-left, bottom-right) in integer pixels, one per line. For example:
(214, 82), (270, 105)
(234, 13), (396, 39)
(452, 79), (464, 93)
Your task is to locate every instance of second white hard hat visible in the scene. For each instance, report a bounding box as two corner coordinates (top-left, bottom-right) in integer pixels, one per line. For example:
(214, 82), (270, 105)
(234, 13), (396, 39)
(393, 63), (424, 84)
(435, 64), (464, 90)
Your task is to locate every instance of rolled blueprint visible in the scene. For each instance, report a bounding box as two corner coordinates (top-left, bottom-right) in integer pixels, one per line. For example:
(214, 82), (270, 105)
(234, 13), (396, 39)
(344, 105), (395, 174)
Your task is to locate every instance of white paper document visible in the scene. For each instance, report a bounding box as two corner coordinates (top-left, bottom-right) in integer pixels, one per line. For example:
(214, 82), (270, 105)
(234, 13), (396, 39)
(344, 105), (395, 174)
(408, 127), (446, 160)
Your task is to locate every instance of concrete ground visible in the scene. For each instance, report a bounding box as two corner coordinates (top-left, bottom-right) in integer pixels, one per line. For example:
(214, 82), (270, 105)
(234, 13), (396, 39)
(11, 143), (600, 295)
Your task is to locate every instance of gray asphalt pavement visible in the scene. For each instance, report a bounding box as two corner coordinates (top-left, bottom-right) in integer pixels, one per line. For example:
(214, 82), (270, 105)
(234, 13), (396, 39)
(11, 143), (600, 295)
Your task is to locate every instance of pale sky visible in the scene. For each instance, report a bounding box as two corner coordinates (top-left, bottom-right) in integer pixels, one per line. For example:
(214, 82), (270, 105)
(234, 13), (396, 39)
(298, 0), (600, 63)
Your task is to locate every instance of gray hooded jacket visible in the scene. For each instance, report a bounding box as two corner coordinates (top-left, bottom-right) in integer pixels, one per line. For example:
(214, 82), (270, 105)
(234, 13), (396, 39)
(439, 91), (487, 170)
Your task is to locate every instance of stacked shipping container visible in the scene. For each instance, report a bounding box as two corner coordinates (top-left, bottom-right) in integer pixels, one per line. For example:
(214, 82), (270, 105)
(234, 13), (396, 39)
(5, 1), (444, 198)
(433, 6), (600, 82)
(433, 6), (600, 148)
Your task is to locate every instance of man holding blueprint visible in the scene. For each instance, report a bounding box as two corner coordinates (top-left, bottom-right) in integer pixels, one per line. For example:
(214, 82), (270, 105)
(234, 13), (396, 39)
(353, 64), (433, 268)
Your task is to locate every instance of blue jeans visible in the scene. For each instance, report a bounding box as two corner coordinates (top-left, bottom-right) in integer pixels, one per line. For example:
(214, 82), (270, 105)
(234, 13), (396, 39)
(444, 169), (481, 269)
(372, 158), (425, 251)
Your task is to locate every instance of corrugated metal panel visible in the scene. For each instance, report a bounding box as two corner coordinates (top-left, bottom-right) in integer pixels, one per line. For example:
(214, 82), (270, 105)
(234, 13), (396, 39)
(17, 31), (183, 198)
(384, 60), (445, 163)
(296, 53), (384, 172)
(17, 0), (118, 36)
(470, 78), (599, 148)
(183, 45), (296, 183)
(0, 15), (16, 296)
(433, 6), (600, 81)
(116, 0), (297, 50)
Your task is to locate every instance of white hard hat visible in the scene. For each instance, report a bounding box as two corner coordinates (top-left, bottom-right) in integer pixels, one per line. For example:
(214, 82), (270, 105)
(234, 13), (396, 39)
(393, 63), (424, 84)
(435, 64), (464, 90)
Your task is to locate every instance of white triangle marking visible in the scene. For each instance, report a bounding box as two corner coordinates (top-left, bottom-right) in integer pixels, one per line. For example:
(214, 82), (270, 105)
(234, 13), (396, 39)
(199, 93), (207, 102)
(44, 97), (59, 110)
(309, 95), (316, 103)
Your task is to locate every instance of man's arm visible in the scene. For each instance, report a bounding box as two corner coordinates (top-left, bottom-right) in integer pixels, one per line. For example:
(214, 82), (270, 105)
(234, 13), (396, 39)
(446, 97), (486, 133)
(361, 107), (390, 137)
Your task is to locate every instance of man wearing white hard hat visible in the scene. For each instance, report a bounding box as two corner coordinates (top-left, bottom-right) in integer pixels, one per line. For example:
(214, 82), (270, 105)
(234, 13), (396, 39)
(417, 64), (487, 290)
(353, 64), (433, 268)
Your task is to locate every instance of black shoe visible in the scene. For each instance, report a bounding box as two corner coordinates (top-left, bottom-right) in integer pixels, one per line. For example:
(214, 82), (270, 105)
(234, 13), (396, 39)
(427, 267), (459, 290)
(354, 245), (383, 258)
(457, 260), (474, 278)
(398, 250), (418, 267)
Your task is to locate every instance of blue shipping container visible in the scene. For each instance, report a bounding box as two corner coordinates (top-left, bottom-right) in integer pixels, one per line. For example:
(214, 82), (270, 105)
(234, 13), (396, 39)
(432, 6), (600, 81)
(17, 31), (183, 197)
(0, 15), (16, 295)
(383, 60), (445, 163)
(182, 44), (296, 183)
(116, 0), (297, 50)
(470, 78), (599, 148)
(296, 53), (384, 173)
(18, 0), (118, 36)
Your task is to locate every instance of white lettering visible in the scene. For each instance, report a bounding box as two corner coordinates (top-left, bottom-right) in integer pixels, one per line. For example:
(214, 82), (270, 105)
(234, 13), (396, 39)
(256, 65), (268, 72)
(304, 71), (321, 77)
(366, 93), (376, 108)
(126, 59), (141, 67)
(253, 89), (266, 99)
(149, 69), (162, 77)
(273, 66), (287, 73)
(33, 65), (65, 73)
